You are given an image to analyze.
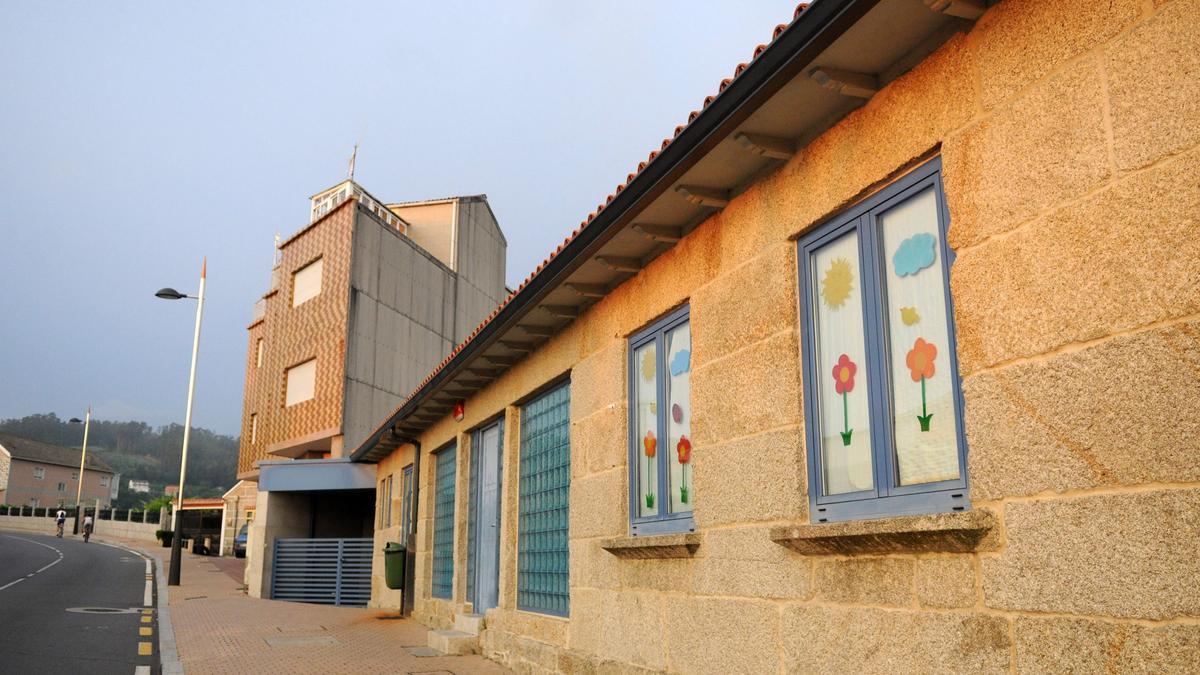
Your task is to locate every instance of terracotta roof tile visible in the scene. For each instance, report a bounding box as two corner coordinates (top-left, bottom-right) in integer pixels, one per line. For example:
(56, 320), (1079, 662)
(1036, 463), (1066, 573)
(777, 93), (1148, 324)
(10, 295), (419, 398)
(363, 2), (817, 439)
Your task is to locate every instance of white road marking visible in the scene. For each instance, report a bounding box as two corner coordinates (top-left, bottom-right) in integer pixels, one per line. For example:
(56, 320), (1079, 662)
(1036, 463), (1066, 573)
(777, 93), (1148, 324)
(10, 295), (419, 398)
(0, 535), (64, 591)
(145, 560), (151, 575)
(135, 666), (151, 675)
(144, 579), (153, 607)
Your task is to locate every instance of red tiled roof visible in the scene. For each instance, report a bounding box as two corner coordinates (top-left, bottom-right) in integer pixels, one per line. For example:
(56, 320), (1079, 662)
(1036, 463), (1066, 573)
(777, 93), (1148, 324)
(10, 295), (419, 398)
(361, 2), (814, 447)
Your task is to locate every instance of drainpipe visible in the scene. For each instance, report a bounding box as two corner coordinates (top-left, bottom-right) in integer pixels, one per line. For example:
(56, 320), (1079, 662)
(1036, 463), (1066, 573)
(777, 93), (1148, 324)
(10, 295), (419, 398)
(392, 429), (420, 617)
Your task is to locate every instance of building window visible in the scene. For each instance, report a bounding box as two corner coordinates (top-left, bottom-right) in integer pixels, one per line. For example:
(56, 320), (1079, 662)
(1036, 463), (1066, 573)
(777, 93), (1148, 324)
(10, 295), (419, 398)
(100, 476), (110, 488)
(284, 358), (317, 406)
(291, 257), (323, 308)
(256, 338), (264, 368)
(246, 509), (255, 523)
(628, 306), (693, 535)
(250, 414), (258, 444)
(399, 465), (414, 537)
(57, 482), (66, 492)
(72, 471), (78, 480)
(798, 158), (968, 523)
(33, 467), (45, 480)
(519, 382), (571, 616)
(431, 443), (457, 599)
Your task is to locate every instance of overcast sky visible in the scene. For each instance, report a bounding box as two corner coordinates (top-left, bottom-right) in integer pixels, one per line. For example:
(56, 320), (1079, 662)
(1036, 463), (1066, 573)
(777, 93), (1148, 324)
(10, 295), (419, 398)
(0, 1), (796, 435)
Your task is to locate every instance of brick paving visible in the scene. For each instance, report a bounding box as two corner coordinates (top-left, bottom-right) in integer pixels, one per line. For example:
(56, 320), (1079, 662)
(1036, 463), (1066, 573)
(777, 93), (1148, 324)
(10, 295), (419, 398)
(102, 536), (509, 675)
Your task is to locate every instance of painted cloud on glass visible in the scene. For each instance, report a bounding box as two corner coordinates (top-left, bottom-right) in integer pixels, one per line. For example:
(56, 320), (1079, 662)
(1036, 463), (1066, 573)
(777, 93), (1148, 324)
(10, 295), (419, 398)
(893, 232), (937, 277)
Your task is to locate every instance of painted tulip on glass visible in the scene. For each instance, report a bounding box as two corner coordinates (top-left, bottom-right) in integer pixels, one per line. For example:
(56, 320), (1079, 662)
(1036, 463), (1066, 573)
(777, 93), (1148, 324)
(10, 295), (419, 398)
(832, 354), (857, 446)
(643, 430), (657, 508)
(906, 337), (937, 431)
(676, 435), (692, 504)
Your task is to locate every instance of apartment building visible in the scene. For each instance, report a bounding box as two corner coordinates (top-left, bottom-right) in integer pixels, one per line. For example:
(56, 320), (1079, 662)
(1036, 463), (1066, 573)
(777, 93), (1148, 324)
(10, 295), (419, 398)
(0, 433), (116, 507)
(239, 179), (508, 602)
(343, 0), (1200, 671)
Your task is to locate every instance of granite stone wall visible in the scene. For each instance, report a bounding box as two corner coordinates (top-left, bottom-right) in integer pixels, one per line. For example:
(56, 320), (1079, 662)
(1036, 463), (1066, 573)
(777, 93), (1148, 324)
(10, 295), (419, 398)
(370, 0), (1200, 672)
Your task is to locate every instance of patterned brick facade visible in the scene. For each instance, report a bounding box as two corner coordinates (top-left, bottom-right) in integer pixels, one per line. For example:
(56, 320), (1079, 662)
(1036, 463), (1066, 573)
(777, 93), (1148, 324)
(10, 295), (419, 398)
(238, 200), (355, 475)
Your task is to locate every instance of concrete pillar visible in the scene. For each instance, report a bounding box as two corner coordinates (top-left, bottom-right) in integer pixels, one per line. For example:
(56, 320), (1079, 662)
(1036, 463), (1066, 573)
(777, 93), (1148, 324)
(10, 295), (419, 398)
(127, 509), (133, 522)
(142, 509), (149, 524)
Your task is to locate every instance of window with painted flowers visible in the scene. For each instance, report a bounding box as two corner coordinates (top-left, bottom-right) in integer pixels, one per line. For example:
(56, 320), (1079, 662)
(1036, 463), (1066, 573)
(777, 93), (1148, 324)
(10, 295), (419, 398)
(798, 158), (969, 523)
(628, 305), (694, 535)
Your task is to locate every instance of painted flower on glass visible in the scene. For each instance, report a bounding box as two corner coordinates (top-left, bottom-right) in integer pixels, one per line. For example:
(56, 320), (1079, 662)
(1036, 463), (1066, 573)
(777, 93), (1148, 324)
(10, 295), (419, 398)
(831, 354), (857, 446)
(640, 348), (656, 382)
(900, 306), (920, 326)
(671, 404), (683, 424)
(906, 338), (938, 431)
(643, 430), (657, 509)
(821, 257), (854, 309)
(676, 435), (692, 504)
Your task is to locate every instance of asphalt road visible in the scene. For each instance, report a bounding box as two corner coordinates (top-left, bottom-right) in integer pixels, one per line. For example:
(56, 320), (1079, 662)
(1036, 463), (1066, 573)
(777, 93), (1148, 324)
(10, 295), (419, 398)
(0, 529), (157, 675)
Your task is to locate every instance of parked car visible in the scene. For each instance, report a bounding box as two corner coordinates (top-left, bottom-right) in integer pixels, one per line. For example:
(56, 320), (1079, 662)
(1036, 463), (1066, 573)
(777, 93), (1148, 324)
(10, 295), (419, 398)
(233, 523), (248, 558)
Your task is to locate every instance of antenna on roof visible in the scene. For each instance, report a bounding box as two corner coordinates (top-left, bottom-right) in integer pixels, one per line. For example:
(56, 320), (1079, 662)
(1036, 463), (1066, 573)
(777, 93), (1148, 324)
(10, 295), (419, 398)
(273, 232), (281, 266)
(347, 142), (358, 181)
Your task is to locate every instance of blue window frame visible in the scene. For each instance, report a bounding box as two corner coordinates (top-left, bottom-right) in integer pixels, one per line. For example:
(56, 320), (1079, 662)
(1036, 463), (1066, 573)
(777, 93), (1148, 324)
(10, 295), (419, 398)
(399, 464), (413, 538)
(518, 382), (571, 615)
(431, 443), (457, 599)
(798, 157), (969, 523)
(628, 305), (695, 535)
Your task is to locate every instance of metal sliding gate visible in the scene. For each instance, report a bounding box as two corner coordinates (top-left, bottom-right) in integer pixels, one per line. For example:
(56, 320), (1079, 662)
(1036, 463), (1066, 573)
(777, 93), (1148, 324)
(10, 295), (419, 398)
(271, 538), (373, 607)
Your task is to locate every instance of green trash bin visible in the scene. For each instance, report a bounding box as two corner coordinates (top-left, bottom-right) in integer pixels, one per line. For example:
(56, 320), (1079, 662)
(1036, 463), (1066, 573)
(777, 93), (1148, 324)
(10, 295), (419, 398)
(384, 542), (406, 590)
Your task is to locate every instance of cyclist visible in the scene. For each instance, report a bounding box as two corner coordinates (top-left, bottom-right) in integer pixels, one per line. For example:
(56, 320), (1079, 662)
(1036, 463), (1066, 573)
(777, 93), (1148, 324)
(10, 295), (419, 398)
(55, 508), (67, 538)
(82, 512), (94, 542)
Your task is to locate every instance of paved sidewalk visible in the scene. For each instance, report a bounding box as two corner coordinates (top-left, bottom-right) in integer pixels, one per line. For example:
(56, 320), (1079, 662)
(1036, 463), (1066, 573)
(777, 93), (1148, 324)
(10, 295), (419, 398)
(98, 535), (509, 675)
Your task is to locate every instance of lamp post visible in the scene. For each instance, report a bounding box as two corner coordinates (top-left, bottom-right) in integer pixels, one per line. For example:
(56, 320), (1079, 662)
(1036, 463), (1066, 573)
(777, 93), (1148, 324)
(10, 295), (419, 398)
(155, 258), (206, 586)
(68, 408), (92, 535)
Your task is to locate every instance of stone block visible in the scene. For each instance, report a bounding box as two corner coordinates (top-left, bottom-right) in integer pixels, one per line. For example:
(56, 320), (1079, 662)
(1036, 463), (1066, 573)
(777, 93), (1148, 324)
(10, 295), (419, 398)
(971, 0), (1141, 109)
(571, 341), (626, 420)
(781, 605), (1010, 674)
(771, 510), (999, 555)
(570, 403), (626, 478)
(916, 556), (976, 609)
(663, 596), (780, 675)
(951, 144), (1200, 374)
(568, 469), (626, 538)
(692, 427), (806, 527)
(943, 63), (1110, 248)
(1015, 617), (1200, 674)
(964, 319), (1200, 500)
(568, 588), (666, 671)
(692, 526), (812, 600)
(982, 489), (1200, 619)
(1107, 0), (1200, 170)
(814, 557), (915, 607)
(691, 242), (797, 369)
(691, 329), (802, 447)
(428, 629), (479, 655)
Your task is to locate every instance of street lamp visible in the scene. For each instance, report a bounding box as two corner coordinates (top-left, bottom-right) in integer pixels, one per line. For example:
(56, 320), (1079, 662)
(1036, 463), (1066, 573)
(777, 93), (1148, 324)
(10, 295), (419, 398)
(155, 258), (206, 586)
(68, 409), (92, 535)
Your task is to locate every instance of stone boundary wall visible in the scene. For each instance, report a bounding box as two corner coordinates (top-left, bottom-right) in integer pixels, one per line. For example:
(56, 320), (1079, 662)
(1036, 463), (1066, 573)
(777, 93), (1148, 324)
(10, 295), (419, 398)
(371, 0), (1200, 672)
(0, 513), (163, 542)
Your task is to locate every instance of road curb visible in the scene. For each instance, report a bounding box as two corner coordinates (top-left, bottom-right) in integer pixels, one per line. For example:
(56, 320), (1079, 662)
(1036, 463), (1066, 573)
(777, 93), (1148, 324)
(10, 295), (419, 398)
(94, 539), (184, 674)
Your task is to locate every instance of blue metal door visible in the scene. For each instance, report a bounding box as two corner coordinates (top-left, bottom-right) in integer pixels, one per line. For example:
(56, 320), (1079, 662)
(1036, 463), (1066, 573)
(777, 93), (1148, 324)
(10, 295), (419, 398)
(472, 422), (502, 612)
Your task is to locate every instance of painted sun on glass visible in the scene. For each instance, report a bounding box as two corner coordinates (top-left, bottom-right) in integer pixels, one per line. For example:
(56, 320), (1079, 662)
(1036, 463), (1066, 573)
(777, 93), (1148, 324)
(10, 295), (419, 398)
(821, 257), (854, 309)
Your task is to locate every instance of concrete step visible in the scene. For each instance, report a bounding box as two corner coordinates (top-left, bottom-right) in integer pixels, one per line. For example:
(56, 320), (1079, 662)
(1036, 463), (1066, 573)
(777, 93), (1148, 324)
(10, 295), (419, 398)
(428, 629), (479, 656)
(454, 612), (485, 635)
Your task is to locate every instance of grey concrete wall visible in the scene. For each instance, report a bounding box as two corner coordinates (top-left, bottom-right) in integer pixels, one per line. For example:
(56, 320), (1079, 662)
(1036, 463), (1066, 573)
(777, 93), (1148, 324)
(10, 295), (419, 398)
(344, 208), (459, 452)
(452, 197), (508, 343)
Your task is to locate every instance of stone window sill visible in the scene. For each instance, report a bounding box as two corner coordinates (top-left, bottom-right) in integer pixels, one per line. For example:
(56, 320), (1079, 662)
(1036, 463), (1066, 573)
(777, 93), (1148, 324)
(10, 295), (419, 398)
(600, 533), (701, 559)
(769, 509), (999, 556)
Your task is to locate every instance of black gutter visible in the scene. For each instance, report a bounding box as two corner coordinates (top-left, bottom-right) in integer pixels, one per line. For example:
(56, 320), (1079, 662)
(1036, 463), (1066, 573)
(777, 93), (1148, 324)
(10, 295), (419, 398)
(351, 0), (879, 463)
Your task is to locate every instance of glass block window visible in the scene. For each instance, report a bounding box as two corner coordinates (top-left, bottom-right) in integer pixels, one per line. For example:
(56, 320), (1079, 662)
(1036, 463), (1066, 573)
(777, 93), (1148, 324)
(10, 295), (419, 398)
(628, 306), (694, 535)
(431, 443), (457, 599)
(798, 158), (969, 523)
(518, 382), (571, 616)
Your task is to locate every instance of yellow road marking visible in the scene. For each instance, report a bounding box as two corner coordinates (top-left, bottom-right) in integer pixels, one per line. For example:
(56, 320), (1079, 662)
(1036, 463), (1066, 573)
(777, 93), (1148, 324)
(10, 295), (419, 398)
(141, 609), (153, 615)
(138, 642), (152, 656)
(141, 615), (152, 623)
(139, 627), (153, 636)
